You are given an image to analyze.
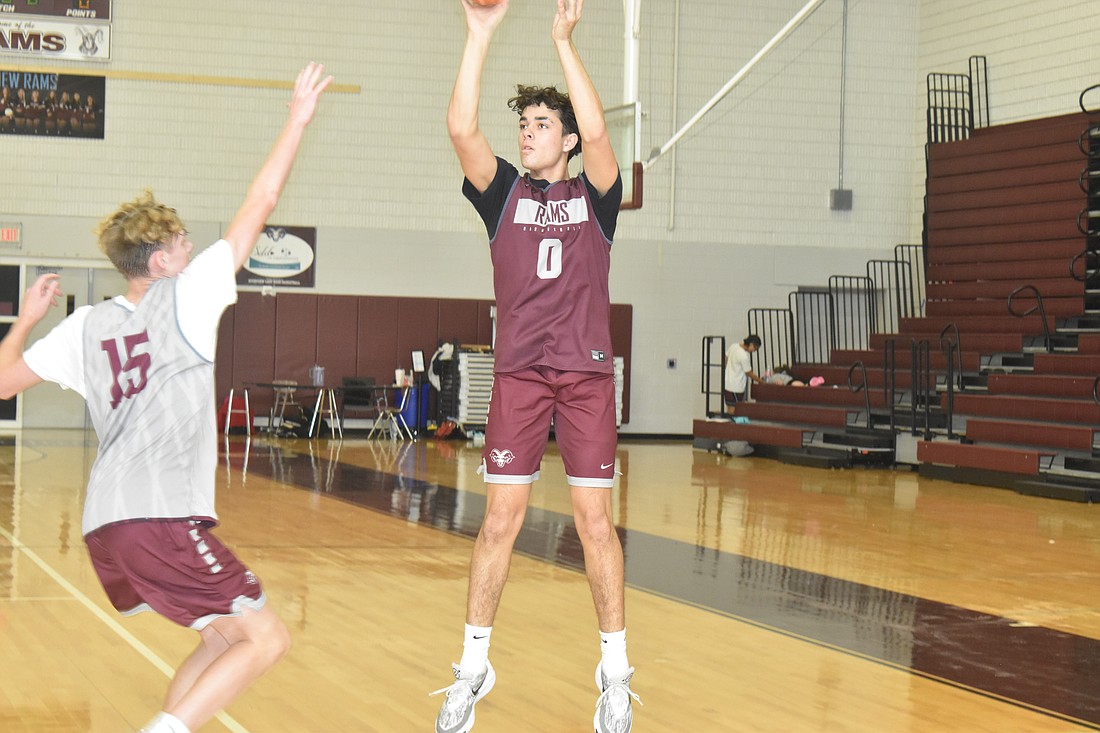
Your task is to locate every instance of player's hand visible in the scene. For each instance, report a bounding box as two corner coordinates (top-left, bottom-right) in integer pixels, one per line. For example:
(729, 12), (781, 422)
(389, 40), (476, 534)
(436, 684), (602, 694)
(461, 0), (509, 37)
(288, 62), (334, 127)
(21, 273), (61, 325)
(552, 0), (582, 42)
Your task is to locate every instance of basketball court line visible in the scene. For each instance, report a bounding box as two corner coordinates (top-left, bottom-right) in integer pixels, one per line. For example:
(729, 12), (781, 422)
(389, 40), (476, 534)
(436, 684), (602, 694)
(0, 524), (250, 733)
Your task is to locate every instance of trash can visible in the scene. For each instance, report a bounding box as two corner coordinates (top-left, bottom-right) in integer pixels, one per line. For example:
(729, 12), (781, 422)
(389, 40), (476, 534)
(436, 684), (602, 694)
(399, 384), (430, 433)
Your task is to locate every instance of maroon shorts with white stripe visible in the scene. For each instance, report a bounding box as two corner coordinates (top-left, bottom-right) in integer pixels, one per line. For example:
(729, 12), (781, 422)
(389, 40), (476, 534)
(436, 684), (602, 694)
(85, 519), (265, 630)
(482, 366), (617, 488)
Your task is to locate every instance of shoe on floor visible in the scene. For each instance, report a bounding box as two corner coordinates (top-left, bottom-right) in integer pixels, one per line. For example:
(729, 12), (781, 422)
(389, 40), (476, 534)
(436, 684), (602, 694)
(431, 660), (496, 733)
(594, 662), (641, 733)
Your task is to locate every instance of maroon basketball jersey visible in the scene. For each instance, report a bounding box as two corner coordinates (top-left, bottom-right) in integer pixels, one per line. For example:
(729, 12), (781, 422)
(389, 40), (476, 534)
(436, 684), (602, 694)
(488, 171), (618, 374)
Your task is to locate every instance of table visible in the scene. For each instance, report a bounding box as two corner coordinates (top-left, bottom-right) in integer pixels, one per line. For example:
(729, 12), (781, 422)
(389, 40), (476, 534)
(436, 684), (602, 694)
(248, 382), (344, 439)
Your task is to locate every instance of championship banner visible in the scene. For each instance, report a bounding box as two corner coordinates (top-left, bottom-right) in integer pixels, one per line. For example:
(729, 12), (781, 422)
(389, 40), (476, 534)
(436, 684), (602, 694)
(1, 69), (104, 137)
(0, 0), (111, 61)
(237, 226), (317, 289)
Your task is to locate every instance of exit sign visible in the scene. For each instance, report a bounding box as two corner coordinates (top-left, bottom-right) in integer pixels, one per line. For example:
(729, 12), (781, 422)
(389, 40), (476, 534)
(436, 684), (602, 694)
(0, 223), (20, 247)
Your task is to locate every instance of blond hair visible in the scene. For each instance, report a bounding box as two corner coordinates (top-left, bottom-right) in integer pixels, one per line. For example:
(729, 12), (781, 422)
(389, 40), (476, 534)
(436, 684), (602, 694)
(95, 190), (185, 278)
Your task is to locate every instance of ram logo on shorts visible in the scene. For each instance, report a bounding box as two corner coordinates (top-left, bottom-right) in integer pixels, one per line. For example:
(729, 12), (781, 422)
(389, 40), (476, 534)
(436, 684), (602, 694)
(489, 448), (516, 468)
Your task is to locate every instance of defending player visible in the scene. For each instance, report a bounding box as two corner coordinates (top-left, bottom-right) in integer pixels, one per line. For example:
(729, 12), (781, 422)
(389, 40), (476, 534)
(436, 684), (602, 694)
(432, 2), (639, 732)
(0, 62), (332, 733)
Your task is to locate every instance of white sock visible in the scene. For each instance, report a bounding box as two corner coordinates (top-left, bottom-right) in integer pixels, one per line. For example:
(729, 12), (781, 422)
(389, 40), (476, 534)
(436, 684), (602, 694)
(599, 628), (630, 680)
(141, 712), (191, 733)
(458, 623), (492, 676)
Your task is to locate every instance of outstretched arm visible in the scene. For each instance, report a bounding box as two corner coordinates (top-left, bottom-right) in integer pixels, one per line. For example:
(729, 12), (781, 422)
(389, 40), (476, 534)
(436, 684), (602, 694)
(223, 62), (333, 271)
(0, 274), (61, 399)
(552, 0), (618, 195)
(448, 0), (509, 192)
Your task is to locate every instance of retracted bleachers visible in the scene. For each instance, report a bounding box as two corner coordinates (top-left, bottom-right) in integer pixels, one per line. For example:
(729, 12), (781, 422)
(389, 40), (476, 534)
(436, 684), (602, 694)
(698, 110), (1100, 500)
(915, 111), (1100, 500)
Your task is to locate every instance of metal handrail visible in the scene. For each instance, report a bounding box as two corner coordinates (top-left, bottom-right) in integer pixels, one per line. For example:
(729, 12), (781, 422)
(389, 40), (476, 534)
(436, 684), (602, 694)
(1093, 375), (1100, 406)
(883, 338), (897, 436)
(1007, 285), (1052, 354)
(911, 339), (932, 440)
(701, 336), (727, 418)
(1080, 83), (1100, 114)
(1071, 250), (1097, 282)
(846, 361), (871, 429)
(938, 324), (960, 440)
(938, 322), (964, 392)
(1077, 123), (1100, 157)
(1075, 206), (1098, 236)
(1078, 167), (1099, 195)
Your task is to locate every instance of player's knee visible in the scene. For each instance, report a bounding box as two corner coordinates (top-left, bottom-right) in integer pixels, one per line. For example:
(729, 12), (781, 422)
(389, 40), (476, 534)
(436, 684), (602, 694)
(573, 506), (615, 544)
(480, 506), (524, 545)
(261, 616), (292, 666)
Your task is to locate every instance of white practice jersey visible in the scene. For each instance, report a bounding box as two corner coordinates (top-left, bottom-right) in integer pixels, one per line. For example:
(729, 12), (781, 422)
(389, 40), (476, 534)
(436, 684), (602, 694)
(24, 240), (236, 534)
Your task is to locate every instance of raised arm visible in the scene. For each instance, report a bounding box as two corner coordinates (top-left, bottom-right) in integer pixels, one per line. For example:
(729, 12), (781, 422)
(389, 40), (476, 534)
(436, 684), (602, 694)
(448, 0), (509, 192)
(0, 274), (61, 398)
(552, 0), (618, 195)
(223, 62), (333, 271)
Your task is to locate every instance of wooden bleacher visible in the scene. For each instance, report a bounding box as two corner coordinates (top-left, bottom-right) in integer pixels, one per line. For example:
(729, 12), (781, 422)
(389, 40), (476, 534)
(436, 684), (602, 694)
(697, 110), (1100, 500)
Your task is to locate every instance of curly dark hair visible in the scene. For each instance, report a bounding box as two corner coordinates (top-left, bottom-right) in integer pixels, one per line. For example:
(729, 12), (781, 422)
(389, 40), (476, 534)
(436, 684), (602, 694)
(507, 84), (581, 160)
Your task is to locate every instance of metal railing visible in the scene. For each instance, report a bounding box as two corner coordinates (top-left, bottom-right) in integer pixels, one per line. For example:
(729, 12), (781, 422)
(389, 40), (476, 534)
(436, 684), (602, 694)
(1008, 285), (1052, 353)
(846, 361), (871, 429)
(883, 339), (898, 435)
(938, 324), (961, 440)
(926, 56), (989, 144)
(910, 339), (933, 440)
(1081, 83), (1100, 114)
(743, 242), (927, 378)
(927, 72), (972, 143)
(828, 275), (873, 351)
(969, 56), (990, 129)
(867, 259), (915, 334)
(895, 244), (926, 317)
(746, 308), (794, 377)
(701, 336), (727, 418)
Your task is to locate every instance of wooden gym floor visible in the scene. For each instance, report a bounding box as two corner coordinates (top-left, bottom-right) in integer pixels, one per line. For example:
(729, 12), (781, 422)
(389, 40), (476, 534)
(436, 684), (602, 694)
(1, 428), (1099, 732)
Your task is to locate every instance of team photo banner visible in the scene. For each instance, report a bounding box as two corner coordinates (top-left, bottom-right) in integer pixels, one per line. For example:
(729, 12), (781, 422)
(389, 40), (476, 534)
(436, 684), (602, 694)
(1, 69), (105, 137)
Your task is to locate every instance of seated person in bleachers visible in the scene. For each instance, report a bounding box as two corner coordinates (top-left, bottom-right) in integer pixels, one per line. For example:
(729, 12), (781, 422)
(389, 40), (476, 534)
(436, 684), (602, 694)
(766, 365), (806, 387)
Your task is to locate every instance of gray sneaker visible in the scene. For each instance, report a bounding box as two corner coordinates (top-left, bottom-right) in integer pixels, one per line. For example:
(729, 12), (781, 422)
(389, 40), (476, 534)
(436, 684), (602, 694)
(594, 662), (641, 733)
(431, 660), (496, 733)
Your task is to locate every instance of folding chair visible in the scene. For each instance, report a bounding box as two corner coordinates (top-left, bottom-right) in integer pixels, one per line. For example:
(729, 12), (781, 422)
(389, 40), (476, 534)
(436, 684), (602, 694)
(367, 385), (414, 440)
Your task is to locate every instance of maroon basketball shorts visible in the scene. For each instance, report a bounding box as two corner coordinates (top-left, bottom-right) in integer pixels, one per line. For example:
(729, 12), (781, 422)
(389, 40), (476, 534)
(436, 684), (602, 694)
(482, 366), (617, 488)
(85, 519), (265, 630)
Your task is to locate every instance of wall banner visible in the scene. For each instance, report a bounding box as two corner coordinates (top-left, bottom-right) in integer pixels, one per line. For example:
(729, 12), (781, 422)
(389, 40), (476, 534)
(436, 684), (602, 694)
(237, 226), (317, 289)
(1, 69), (104, 137)
(0, 1), (111, 20)
(0, 1), (112, 62)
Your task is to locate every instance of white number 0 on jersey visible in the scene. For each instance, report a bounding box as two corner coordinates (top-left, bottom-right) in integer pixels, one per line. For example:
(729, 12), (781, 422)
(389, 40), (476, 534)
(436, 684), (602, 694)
(536, 238), (563, 280)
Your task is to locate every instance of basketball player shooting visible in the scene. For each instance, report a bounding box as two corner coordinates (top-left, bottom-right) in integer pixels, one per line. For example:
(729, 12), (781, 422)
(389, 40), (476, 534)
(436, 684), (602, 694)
(431, 2), (640, 733)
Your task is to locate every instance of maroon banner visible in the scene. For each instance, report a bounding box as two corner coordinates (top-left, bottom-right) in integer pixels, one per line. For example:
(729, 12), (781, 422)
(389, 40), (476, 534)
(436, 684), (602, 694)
(0, 1), (111, 21)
